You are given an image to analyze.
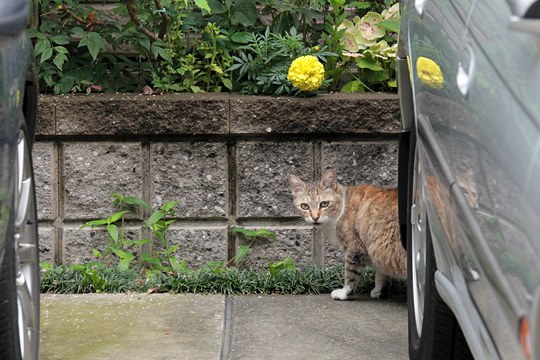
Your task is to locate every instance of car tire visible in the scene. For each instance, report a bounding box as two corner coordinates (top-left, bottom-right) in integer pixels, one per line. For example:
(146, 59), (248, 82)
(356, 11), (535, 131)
(0, 125), (40, 360)
(407, 138), (473, 360)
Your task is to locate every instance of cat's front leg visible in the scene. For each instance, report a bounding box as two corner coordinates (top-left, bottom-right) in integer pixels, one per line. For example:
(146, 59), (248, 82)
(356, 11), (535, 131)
(331, 252), (364, 301)
(370, 271), (389, 299)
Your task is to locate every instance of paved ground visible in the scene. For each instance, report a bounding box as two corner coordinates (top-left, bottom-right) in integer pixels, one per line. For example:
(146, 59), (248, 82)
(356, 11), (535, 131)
(39, 293), (408, 360)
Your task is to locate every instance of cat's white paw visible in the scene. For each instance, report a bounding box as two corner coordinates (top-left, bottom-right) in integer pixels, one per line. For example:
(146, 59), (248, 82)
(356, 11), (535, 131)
(370, 285), (389, 299)
(370, 288), (383, 299)
(331, 288), (351, 301)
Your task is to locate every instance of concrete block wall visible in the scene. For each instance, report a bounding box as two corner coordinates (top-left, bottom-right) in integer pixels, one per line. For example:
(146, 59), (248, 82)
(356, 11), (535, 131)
(34, 93), (400, 269)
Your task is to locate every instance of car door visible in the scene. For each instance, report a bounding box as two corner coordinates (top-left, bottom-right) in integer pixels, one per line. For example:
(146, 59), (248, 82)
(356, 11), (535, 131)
(408, 0), (477, 284)
(452, 0), (540, 358)
(409, 0), (538, 357)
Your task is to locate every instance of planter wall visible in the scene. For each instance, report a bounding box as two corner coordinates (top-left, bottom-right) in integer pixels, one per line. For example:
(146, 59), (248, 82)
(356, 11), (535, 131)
(35, 93), (400, 269)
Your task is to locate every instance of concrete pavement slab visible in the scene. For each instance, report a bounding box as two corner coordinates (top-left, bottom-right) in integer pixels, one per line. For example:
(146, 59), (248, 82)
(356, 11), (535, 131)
(39, 293), (408, 360)
(227, 294), (408, 360)
(40, 293), (225, 360)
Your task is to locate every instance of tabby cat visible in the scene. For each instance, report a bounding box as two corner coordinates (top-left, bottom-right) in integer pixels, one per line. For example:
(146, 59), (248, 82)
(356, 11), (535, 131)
(288, 170), (406, 300)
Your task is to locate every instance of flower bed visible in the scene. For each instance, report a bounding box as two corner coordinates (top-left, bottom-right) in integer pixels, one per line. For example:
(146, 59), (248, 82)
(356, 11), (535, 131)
(31, 0), (399, 95)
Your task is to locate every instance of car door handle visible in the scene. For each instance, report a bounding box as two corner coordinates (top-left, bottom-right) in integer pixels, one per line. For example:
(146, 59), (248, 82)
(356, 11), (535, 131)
(415, 0), (428, 17)
(0, 0), (30, 36)
(456, 44), (476, 98)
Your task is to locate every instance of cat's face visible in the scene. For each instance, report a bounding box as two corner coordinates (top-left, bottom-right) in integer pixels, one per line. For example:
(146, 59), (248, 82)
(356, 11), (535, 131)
(456, 169), (479, 210)
(288, 170), (344, 225)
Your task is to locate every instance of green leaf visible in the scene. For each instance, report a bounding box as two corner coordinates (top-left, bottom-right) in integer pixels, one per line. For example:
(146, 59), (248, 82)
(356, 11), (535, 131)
(50, 35), (71, 45)
(119, 195), (150, 209)
(162, 244), (180, 255)
(169, 257), (189, 274)
(27, 28), (46, 40)
(70, 264), (86, 272)
(355, 58), (384, 71)
(254, 229), (276, 240)
(71, 27), (86, 36)
(230, 32), (252, 44)
(379, 19), (399, 33)
(230, 0), (259, 27)
(161, 201), (178, 212)
(92, 248), (102, 258)
(341, 80), (365, 93)
(35, 39), (50, 56)
(125, 239), (150, 247)
(40, 47), (53, 63)
(118, 257), (134, 272)
(141, 253), (163, 268)
(81, 218), (109, 229)
(222, 78), (233, 90)
(206, 0), (226, 14)
(233, 245), (251, 264)
(53, 52), (67, 71)
(108, 211), (128, 224)
(230, 226), (258, 238)
(79, 32), (105, 61)
(269, 257), (296, 276)
(193, 0), (212, 13)
(150, 42), (173, 63)
(107, 224), (119, 243)
(111, 248), (135, 271)
(145, 211), (165, 228)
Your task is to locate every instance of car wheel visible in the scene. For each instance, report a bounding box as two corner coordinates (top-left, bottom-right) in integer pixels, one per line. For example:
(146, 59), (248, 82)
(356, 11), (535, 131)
(407, 142), (472, 360)
(0, 126), (40, 360)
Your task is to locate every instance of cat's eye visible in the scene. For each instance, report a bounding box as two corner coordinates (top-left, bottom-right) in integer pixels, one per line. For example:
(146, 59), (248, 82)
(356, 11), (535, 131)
(320, 201), (329, 208)
(300, 203), (310, 210)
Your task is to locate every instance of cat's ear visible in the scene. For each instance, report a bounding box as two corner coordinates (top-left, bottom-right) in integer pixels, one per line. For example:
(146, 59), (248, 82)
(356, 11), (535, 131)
(321, 170), (338, 192)
(288, 174), (306, 198)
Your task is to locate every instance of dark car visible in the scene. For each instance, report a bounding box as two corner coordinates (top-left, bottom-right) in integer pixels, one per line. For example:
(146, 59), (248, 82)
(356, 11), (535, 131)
(0, 0), (40, 359)
(397, 0), (540, 359)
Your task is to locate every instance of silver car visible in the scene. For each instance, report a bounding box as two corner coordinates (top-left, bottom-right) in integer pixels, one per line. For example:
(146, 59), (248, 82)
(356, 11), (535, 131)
(0, 0), (40, 359)
(398, 0), (540, 359)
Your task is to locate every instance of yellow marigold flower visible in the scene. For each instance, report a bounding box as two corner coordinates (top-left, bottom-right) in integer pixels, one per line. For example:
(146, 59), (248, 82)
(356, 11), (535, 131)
(287, 55), (325, 92)
(416, 57), (444, 89)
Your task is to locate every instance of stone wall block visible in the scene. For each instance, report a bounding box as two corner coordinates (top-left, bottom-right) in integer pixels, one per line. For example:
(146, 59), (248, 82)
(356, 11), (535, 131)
(324, 236), (344, 268)
(323, 142), (398, 188)
(55, 94), (230, 136)
(34, 142), (54, 220)
(38, 226), (54, 264)
(64, 142), (143, 219)
(158, 227), (228, 269)
(64, 226), (142, 265)
(151, 143), (228, 218)
(236, 227), (313, 269)
(36, 95), (55, 136)
(230, 93), (400, 134)
(237, 142), (313, 218)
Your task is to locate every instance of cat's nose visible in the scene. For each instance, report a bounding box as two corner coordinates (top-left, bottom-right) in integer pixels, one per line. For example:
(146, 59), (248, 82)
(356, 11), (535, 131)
(312, 216), (319, 223)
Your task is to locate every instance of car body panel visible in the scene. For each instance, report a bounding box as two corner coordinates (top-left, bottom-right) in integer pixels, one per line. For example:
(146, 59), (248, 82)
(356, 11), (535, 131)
(400, 0), (540, 358)
(0, 0), (32, 269)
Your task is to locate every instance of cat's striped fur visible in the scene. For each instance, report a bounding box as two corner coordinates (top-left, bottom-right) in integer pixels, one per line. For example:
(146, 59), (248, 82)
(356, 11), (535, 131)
(288, 170), (406, 300)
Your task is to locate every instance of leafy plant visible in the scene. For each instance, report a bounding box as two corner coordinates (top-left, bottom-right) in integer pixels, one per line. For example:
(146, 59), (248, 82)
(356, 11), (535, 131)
(230, 226), (277, 264)
(151, 23), (234, 93)
(32, 0), (398, 94)
(229, 27), (336, 95)
(80, 193), (182, 274)
(334, 2), (400, 92)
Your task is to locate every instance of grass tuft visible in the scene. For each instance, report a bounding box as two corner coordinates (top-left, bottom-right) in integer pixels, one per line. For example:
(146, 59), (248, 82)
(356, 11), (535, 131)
(40, 264), (407, 296)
